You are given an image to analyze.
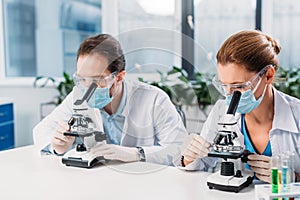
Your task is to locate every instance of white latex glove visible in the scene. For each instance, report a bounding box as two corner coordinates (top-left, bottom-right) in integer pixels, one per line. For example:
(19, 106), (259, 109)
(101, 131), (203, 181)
(51, 122), (75, 154)
(91, 143), (140, 162)
(247, 154), (271, 183)
(182, 134), (211, 165)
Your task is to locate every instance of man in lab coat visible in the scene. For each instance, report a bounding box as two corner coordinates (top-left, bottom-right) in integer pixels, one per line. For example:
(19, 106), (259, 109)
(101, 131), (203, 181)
(33, 34), (187, 166)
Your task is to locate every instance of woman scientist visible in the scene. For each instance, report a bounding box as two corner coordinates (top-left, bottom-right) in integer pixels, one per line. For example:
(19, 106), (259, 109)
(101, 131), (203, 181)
(33, 34), (187, 166)
(175, 30), (300, 183)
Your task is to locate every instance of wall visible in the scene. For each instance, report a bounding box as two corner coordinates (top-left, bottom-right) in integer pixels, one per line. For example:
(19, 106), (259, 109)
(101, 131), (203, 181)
(183, 104), (212, 133)
(0, 84), (57, 147)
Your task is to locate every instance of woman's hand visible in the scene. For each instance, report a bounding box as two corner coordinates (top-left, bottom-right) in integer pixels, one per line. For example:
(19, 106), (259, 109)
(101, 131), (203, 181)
(248, 154), (271, 183)
(182, 134), (211, 166)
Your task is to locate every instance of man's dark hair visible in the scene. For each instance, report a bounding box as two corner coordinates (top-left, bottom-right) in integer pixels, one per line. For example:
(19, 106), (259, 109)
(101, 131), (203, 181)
(77, 34), (126, 73)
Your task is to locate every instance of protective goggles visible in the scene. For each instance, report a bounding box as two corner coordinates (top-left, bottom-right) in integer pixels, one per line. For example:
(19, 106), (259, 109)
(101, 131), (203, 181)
(212, 65), (272, 96)
(73, 71), (117, 88)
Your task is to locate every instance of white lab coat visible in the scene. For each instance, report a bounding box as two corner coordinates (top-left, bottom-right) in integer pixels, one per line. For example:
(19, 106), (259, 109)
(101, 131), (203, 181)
(174, 87), (300, 173)
(33, 79), (188, 166)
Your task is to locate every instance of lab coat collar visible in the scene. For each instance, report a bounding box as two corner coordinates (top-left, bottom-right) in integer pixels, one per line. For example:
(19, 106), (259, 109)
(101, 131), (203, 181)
(272, 87), (299, 134)
(121, 79), (132, 116)
(115, 81), (127, 115)
(121, 79), (155, 116)
(100, 81), (126, 117)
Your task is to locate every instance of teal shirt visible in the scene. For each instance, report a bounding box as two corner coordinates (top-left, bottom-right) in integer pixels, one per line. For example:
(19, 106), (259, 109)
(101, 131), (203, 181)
(241, 114), (272, 169)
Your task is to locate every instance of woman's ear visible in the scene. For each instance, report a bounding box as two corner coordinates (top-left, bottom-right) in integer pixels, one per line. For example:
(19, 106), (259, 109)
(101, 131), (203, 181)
(266, 66), (275, 84)
(116, 70), (126, 82)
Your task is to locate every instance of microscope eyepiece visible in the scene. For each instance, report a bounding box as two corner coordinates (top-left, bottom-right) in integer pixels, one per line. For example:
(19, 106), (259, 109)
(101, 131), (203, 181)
(226, 91), (241, 115)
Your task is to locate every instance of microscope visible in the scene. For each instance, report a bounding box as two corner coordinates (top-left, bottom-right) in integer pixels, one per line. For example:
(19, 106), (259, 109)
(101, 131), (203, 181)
(207, 91), (254, 193)
(62, 83), (107, 168)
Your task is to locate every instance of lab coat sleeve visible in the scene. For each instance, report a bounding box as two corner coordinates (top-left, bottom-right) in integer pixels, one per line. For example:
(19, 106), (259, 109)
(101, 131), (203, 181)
(32, 91), (74, 154)
(173, 100), (226, 171)
(142, 91), (188, 166)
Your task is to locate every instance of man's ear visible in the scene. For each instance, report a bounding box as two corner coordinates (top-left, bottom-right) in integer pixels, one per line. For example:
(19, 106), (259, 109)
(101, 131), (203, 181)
(266, 66), (275, 84)
(117, 70), (126, 82)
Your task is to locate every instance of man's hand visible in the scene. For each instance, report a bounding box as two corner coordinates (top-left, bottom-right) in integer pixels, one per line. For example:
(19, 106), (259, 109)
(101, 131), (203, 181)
(248, 154), (271, 183)
(182, 134), (211, 166)
(91, 143), (140, 162)
(51, 122), (75, 154)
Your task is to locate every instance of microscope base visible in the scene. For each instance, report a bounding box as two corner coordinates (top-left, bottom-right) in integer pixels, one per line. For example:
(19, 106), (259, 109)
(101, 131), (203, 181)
(62, 149), (106, 168)
(207, 171), (254, 193)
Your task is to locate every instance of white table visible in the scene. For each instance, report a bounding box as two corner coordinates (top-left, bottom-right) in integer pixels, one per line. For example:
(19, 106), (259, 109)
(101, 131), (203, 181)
(0, 146), (255, 200)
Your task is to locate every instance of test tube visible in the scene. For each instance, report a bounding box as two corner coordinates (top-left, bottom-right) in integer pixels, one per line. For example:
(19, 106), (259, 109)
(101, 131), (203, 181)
(290, 152), (295, 183)
(282, 153), (291, 193)
(278, 166), (282, 194)
(278, 155), (282, 200)
(272, 155), (279, 194)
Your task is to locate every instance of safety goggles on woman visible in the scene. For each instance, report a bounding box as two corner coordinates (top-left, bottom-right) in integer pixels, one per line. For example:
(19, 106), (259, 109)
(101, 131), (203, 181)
(212, 65), (272, 97)
(73, 71), (117, 89)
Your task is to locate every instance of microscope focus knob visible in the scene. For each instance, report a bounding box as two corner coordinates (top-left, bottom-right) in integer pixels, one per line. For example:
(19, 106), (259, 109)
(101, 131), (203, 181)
(241, 150), (252, 163)
(235, 170), (243, 178)
(94, 131), (107, 142)
(76, 143), (87, 152)
(68, 117), (76, 126)
(220, 161), (234, 176)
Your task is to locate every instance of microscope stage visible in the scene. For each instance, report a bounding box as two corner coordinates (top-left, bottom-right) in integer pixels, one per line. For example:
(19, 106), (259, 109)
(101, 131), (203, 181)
(208, 151), (244, 160)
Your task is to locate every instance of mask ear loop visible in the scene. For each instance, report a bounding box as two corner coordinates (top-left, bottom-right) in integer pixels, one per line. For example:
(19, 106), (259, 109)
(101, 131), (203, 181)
(108, 73), (122, 98)
(252, 76), (262, 94)
(252, 74), (269, 102)
(251, 65), (271, 94)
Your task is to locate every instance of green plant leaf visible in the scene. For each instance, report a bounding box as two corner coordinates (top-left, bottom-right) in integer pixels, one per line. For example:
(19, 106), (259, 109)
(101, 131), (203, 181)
(178, 75), (189, 83)
(33, 76), (56, 88)
(33, 72), (75, 104)
(274, 66), (300, 99)
(138, 77), (145, 82)
(137, 66), (218, 108)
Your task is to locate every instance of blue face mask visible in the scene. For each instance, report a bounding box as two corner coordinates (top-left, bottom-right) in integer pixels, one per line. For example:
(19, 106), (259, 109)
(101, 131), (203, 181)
(225, 86), (266, 114)
(87, 87), (113, 109)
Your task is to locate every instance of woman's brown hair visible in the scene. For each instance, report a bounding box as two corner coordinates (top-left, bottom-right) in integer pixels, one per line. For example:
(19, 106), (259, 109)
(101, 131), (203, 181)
(216, 30), (281, 72)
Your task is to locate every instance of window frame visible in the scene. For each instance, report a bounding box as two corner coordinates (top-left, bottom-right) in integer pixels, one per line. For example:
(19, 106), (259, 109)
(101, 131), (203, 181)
(186, 0), (262, 79)
(0, 0), (5, 80)
(0, 1), (30, 85)
(181, 0), (195, 79)
(256, 0), (262, 30)
(0, 0), (266, 83)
